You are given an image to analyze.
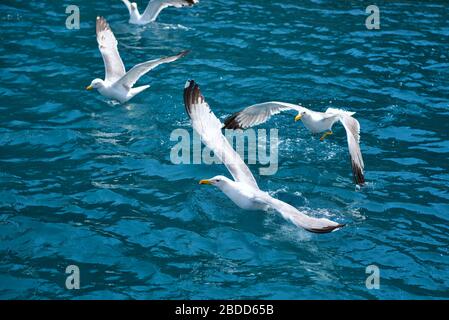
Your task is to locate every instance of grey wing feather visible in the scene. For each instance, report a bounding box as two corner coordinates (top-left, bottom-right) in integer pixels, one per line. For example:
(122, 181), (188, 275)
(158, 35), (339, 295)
(258, 193), (345, 233)
(116, 50), (189, 89)
(223, 102), (305, 129)
(96, 17), (126, 82)
(184, 80), (259, 189)
(339, 115), (365, 185)
(142, 0), (198, 22)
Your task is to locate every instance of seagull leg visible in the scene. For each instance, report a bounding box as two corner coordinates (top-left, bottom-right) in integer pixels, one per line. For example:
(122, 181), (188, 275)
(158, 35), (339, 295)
(320, 131), (333, 141)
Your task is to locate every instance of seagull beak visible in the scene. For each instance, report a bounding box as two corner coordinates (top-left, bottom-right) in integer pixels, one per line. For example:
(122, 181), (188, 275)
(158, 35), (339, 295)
(199, 179), (211, 185)
(294, 114), (302, 122)
(86, 85), (93, 91)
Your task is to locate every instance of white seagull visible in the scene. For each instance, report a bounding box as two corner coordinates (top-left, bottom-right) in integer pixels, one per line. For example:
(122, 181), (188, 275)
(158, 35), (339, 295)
(184, 81), (345, 234)
(121, 0), (199, 25)
(86, 17), (189, 103)
(223, 102), (365, 185)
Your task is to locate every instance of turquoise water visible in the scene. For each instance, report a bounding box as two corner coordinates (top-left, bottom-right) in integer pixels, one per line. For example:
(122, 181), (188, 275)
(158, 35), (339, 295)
(1, 0), (449, 299)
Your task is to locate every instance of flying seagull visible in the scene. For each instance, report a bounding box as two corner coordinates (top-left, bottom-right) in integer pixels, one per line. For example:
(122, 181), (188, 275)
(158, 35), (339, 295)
(184, 81), (345, 234)
(86, 17), (189, 103)
(121, 0), (199, 25)
(223, 102), (365, 185)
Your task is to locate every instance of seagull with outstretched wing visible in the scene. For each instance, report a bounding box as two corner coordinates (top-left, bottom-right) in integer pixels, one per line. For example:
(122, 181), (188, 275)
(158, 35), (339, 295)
(223, 102), (365, 185)
(184, 81), (345, 234)
(121, 0), (199, 25)
(86, 17), (189, 103)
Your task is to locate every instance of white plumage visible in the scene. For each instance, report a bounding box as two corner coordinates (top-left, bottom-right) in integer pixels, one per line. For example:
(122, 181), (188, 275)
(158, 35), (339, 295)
(86, 17), (189, 103)
(223, 102), (365, 185)
(184, 81), (344, 234)
(121, 0), (199, 25)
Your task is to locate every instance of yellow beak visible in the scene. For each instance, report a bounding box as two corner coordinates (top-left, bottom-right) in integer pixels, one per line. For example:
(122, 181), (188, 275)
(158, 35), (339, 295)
(86, 85), (93, 91)
(294, 114), (302, 122)
(199, 179), (211, 185)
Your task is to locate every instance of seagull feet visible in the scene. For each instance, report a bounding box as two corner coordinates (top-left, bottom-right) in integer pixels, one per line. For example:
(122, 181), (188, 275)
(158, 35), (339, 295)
(320, 131), (333, 141)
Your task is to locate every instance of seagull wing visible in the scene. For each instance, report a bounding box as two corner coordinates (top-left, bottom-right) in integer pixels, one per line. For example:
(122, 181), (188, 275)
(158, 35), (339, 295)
(121, 0), (134, 16)
(223, 102), (306, 129)
(96, 17), (126, 83)
(115, 50), (189, 89)
(122, 0), (132, 10)
(184, 80), (259, 189)
(141, 0), (199, 23)
(339, 115), (365, 185)
(258, 194), (345, 233)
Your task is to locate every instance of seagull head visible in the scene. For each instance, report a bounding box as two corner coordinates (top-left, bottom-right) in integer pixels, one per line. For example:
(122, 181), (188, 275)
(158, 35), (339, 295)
(86, 79), (105, 91)
(131, 2), (138, 11)
(199, 175), (230, 188)
(294, 110), (307, 122)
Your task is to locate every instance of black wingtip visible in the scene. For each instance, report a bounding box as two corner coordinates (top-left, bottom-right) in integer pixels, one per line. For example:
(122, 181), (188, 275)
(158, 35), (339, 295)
(352, 160), (365, 186)
(183, 80), (195, 115)
(96, 16), (109, 33)
(185, 0), (199, 6)
(179, 50), (190, 58)
(183, 80), (204, 118)
(306, 223), (345, 234)
(223, 112), (243, 130)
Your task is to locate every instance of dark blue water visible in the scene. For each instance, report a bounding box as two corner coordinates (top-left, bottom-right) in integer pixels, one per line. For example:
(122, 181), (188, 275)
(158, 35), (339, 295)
(1, 0), (448, 299)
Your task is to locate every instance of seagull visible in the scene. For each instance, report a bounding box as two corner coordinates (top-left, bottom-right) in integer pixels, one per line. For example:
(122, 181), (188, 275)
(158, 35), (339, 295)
(121, 0), (199, 25)
(184, 81), (345, 234)
(86, 17), (189, 103)
(223, 102), (365, 185)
